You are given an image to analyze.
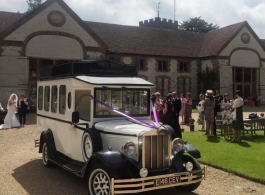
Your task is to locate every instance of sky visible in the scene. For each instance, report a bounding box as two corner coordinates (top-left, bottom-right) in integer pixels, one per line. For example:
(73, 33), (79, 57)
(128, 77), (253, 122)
(1, 0), (265, 38)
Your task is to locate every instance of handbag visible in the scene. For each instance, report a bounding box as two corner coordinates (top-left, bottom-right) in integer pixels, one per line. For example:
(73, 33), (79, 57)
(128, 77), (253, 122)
(248, 113), (258, 119)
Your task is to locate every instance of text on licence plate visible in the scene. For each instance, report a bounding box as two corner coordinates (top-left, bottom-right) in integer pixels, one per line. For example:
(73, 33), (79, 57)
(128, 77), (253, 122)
(154, 175), (181, 186)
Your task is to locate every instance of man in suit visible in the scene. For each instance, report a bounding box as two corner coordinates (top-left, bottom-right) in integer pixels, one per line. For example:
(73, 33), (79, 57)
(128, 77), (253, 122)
(0, 103), (5, 124)
(172, 91), (182, 138)
(18, 95), (29, 127)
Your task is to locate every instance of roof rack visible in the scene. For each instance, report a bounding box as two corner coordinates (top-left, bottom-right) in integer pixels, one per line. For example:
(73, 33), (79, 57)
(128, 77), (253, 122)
(39, 59), (138, 80)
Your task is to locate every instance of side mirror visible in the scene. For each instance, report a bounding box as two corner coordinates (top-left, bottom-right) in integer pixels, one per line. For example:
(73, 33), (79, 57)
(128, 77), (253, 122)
(72, 112), (79, 124)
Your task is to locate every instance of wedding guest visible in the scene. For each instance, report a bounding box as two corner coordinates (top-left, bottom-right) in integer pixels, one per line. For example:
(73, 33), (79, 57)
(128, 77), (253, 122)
(0, 103), (4, 112)
(18, 95), (29, 127)
(179, 93), (186, 124)
(172, 91), (182, 138)
(231, 90), (244, 142)
(184, 92), (192, 124)
(162, 95), (175, 129)
(196, 94), (205, 131)
(203, 90), (215, 138)
(221, 93), (233, 139)
(153, 92), (164, 122)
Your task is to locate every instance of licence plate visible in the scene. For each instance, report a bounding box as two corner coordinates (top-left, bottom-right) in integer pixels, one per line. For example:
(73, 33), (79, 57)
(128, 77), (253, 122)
(154, 175), (181, 186)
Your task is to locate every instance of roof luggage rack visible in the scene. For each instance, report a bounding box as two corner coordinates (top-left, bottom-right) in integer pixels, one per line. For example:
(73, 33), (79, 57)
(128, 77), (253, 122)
(39, 59), (138, 80)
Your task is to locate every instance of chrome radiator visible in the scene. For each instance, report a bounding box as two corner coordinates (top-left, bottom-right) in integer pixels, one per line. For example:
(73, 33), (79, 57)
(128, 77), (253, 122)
(142, 132), (171, 170)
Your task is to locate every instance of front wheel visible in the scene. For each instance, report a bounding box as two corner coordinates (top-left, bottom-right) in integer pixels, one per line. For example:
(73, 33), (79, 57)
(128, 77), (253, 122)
(88, 164), (117, 195)
(42, 142), (53, 167)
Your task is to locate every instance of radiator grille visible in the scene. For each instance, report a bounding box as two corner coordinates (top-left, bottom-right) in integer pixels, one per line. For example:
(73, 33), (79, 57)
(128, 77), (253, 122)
(142, 134), (171, 170)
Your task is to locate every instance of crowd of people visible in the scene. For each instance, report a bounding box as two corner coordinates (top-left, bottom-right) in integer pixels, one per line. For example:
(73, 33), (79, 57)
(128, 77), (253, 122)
(0, 93), (29, 130)
(151, 89), (245, 142)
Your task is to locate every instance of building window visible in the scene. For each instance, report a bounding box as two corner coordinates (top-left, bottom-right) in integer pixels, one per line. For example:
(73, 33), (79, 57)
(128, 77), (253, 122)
(51, 86), (58, 113)
(178, 77), (191, 95)
(59, 85), (66, 114)
(44, 86), (50, 111)
(156, 77), (170, 96)
(180, 61), (188, 72)
(38, 86), (43, 110)
(158, 60), (167, 71)
(134, 59), (144, 70)
(109, 57), (120, 62)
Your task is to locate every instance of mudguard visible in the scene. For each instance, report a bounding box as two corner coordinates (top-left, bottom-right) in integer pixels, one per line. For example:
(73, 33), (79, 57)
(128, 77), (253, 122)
(83, 150), (139, 178)
(184, 143), (201, 159)
(39, 129), (56, 158)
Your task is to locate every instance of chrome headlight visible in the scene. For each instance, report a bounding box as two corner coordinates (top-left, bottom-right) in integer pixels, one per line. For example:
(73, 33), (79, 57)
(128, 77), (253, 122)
(122, 141), (136, 156)
(139, 168), (148, 178)
(185, 162), (193, 172)
(172, 138), (184, 152)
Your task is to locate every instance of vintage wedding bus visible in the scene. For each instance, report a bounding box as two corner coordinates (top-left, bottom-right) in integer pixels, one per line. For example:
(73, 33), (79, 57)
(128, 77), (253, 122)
(35, 59), (206, 195)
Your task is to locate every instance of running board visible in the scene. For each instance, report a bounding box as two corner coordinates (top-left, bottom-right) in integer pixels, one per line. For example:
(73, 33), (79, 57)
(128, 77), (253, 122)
(50, 152), (86, 177)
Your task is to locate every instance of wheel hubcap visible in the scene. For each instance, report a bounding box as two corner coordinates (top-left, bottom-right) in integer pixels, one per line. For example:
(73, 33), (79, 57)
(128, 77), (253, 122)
(93, 172), (110, 195)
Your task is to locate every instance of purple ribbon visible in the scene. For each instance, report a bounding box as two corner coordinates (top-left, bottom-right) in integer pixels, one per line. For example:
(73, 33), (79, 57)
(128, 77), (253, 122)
(90, 95), (158, 129)
(151, 101), (160, 128)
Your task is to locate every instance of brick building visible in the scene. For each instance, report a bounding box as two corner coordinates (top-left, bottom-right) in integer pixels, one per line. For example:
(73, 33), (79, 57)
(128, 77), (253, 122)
(1, 0), (265, 109)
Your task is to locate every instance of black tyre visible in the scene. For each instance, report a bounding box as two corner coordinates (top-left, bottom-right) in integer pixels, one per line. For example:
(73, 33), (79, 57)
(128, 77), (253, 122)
(82, 129), (103, 162)
(87, 163), (119, 195)
(175, 155), (202, 192)
(42, 142), (53, 167)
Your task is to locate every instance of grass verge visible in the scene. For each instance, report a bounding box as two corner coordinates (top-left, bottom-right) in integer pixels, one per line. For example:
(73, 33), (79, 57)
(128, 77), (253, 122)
(183, 130), (265, 183)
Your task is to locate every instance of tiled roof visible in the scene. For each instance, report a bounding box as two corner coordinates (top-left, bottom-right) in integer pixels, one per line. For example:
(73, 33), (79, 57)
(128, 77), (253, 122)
(86, 21), (206, 58)
(200, 22), (246, 57)
(0, 9), (252, 58)
(0, 11), (25, 33)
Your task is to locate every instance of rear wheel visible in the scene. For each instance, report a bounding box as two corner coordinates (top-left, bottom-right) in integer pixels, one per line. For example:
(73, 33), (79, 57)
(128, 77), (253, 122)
(42, 142), (52, 167)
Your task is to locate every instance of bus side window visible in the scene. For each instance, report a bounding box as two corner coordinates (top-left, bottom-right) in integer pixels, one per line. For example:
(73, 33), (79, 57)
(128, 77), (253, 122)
(38, 86), (43, 110)
(44, 86), (50, 111)
(59, 85), (66, 114)
(51, 86), (58, 113)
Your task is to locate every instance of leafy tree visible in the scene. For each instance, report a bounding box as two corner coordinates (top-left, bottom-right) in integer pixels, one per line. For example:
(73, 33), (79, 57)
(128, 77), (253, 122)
(198, 66), (218, 94)
(27, 0), (42, 12)
(179, 16), (219, 33)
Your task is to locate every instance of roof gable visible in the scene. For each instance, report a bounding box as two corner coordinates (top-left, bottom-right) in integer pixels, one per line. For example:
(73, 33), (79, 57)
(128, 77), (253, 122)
(0, 0), (106, 48)
(200, 22), (246, 57)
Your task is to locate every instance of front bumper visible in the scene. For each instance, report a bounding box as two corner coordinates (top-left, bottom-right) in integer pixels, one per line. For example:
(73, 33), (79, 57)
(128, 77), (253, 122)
(111, 166), (206, 194)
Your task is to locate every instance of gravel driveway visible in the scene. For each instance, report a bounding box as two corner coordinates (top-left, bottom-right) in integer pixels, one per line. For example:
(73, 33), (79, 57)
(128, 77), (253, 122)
(1, 113), (265, 195)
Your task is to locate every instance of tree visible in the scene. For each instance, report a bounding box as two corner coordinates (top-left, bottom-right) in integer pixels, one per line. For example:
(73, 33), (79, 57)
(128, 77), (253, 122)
(179, 16), (219, 33)
(198, 66), (218, 94)
(27, 0), (42, 12)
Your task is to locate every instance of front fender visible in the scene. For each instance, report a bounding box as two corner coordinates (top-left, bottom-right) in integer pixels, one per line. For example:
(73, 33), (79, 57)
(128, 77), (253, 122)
(83, 150), (139, 179)
(184, 143), (201, 159)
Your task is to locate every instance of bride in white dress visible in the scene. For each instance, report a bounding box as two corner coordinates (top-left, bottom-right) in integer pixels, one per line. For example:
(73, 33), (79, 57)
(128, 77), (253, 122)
(0, 93), (21, 129)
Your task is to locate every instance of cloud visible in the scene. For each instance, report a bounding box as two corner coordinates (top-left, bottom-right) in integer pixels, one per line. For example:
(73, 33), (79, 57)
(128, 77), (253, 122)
(0, 0), (265, 38)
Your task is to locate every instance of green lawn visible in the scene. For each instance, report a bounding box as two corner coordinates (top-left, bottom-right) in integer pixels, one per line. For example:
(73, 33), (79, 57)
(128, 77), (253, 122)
(192, 109), (198, 113)
(183, 131), (265, 183)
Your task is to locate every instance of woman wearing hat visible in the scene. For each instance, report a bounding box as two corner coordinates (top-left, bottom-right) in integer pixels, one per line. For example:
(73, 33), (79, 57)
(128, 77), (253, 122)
(221, 93), (233, 139)
(203, 90), (215, 138)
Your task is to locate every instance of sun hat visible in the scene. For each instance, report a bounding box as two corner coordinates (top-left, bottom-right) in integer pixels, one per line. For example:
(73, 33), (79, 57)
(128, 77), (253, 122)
(205, 90), (213, 97)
